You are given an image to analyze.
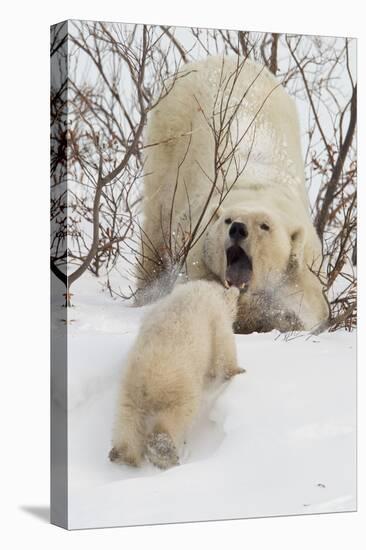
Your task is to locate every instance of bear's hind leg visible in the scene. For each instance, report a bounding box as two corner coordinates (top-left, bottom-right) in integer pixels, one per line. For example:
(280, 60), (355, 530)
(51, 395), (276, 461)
(145, 431), (179, 470)
(109, 397), (145, 467)
(146, 396), (200, 469)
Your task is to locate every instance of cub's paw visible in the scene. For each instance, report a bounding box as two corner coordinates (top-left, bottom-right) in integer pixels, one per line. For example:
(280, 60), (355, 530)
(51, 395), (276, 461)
(145, 432), (179, 470)
(109, 443), (140, 467)
(224, 366), (246, 379)
(207, 367), (217, 379)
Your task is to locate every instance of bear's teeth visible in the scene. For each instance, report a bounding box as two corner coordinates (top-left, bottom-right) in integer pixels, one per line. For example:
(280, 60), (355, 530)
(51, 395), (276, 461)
(240, 283), (246, 289)
(224, 280), (230, 288)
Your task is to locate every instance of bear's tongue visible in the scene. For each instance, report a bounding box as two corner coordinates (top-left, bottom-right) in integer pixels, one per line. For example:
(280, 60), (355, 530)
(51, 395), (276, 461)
(225, 245), (252, 288)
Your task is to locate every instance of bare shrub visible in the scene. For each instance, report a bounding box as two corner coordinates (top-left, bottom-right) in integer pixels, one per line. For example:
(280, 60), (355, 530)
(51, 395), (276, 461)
(51, 24), (356, 330)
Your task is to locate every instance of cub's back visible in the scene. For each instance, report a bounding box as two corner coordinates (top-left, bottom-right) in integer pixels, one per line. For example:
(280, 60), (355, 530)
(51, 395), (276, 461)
(140, 281), (226, 339)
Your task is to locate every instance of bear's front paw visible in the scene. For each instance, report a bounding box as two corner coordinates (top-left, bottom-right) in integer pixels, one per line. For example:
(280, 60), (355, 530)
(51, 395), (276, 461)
(145, 432), (179, 470)
(207, 367), (217, 379)
(224, 366), (246, 379)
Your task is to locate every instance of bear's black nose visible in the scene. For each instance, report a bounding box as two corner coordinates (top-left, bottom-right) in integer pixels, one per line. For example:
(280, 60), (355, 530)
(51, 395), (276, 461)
(229, 221), (248, 241)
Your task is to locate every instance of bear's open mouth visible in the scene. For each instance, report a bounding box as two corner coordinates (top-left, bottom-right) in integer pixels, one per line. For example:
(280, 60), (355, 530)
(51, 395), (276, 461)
(225, 245), (253, 289)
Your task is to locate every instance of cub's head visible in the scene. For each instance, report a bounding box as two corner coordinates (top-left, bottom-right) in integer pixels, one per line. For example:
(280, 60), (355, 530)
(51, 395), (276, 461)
(203, 206), (305, 291)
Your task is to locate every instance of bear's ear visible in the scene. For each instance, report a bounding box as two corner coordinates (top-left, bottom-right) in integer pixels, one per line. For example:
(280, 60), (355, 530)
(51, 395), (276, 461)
(288, 227), (305, 271)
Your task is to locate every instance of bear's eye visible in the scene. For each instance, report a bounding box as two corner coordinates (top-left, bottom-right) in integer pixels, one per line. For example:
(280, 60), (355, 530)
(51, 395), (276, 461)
(260, 223), (270, 231)
(225, 218), (232, 225)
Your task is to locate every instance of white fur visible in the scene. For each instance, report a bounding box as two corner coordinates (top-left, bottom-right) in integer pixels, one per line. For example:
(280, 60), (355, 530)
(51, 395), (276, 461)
(140, 56), (328, 331)
(110, 280), (242, 468)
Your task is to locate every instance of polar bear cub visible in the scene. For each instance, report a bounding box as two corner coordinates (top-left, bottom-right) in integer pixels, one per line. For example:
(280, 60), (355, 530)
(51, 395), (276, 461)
(109, 280), (243, 469)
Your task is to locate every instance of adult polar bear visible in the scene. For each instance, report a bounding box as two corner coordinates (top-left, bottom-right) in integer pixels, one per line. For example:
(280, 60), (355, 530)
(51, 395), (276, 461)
(140, 56), (329, 333)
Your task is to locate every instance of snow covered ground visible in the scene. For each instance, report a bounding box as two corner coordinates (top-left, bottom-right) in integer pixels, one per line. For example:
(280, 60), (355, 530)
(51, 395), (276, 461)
(59, 274), (356, 530)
